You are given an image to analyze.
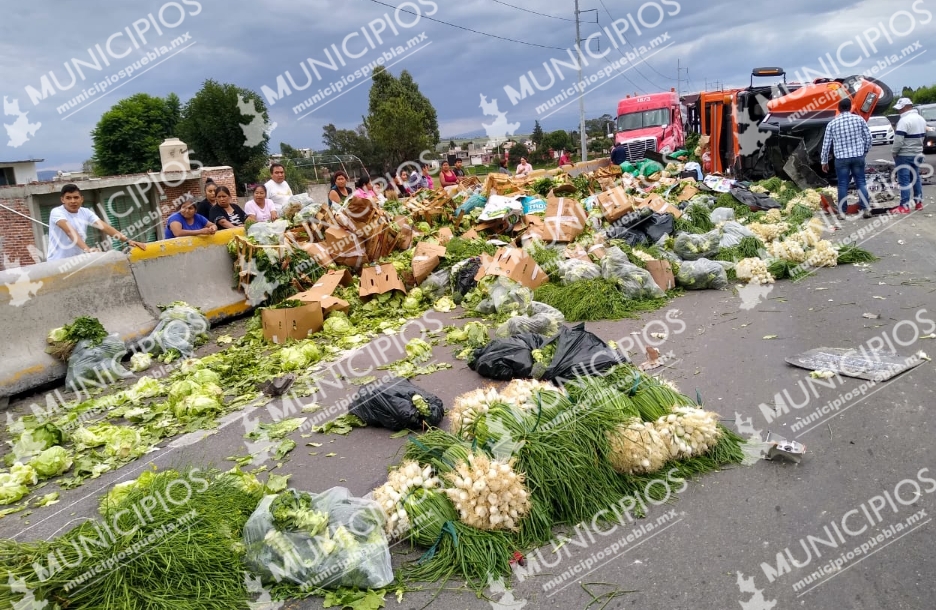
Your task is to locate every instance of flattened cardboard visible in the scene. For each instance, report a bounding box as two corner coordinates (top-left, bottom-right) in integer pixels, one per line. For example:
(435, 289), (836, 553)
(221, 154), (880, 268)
(438, 227), (454, 245)
(596, 186), (635, 222)
(412, 241), (448, 284)
(677, 184), (699, 202)
(262, 303), (323, 344)
(300, 242), (334, 267)
(462, 229), (480, 240)
(564, 244), (591, 262)
(474, 247), (548, 289)
(645, 260), (675, 291)
(543, 192), (589, 242)
(359, 264), (407, 299)
(291, 269), (352, 303)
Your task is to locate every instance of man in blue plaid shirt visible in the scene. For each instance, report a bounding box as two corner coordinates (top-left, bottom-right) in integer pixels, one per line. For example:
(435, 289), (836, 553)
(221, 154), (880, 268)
(821, 98), (873, 219)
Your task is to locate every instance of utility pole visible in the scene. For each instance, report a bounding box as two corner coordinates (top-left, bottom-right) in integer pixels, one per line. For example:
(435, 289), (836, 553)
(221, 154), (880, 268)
(574, 0), (587, 163)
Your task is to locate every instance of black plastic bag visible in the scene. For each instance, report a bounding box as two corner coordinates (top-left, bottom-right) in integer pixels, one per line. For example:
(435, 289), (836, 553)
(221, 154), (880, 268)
(543, 323), (627, 383)
(644, 213), (675, 243)
(604, 226), (648, 246)
(468, 333), (548, 380)
(610, 206), (653, 230)
(348, 377), (444, 431)
(452, 257), (482, 297)
(729, 186), (781, 211)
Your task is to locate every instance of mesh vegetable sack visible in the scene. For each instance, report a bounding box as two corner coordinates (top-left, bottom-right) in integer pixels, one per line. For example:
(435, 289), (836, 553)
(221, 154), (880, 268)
(247, 219), (289, 245)
(719, 221), (756, 248)
(142, 303), (210, 358)
(600, 247), (666, 299)
(244, 487), (393, 589)
(65, 335), (132, 391)
(709, 207), (735, 224)
(673, 230), (721, 260)
(557, 259), (601, 285)
(674, 258), (729, 290)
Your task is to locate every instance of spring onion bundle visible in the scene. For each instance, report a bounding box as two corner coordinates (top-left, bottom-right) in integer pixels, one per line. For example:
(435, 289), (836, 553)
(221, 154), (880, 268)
(735, 258), (775, 285)
(372, 461), (441, 537)
(444, 452), (531, 531)
(836, 244), (878, 264)
(654, 407), (722, 460)
(607, 419), (669, 475)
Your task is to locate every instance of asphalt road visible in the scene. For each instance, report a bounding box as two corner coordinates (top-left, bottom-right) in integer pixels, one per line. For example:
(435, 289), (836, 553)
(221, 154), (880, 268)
(3, 168), (935, 610)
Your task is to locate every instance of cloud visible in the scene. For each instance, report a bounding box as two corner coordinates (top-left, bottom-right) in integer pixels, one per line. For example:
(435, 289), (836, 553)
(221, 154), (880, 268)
(3, 0), (934, 168)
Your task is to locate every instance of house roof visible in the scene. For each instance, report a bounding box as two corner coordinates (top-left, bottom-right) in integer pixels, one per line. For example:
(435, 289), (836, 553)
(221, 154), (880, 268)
(0, 159), (44, 164)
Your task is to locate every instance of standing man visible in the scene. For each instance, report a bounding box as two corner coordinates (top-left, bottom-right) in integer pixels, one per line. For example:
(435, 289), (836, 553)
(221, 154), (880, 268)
(821, 98), (873, 220)
(264, 163), (293, 214)
(891, 97), (926, 213)
(609, 142), (628, 166)
(453, 158), (466, 178)
(47, 184), (147, 260)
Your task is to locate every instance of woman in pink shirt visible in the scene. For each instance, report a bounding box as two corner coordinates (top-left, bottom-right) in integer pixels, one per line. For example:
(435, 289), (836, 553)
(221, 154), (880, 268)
(244, 184), (278, 222)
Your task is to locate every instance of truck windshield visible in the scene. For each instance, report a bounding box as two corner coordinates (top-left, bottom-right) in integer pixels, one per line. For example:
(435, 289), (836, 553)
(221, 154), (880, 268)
(617, 108), (669, 131)
(920, 107), (936, 121)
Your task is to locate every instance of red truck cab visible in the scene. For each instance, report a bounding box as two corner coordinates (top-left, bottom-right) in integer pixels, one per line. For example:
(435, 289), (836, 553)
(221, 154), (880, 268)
(612, 89), (684, 161)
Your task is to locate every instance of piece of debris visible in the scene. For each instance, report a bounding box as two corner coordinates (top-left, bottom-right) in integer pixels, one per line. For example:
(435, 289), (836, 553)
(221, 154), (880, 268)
(763, 432), (806, 463)
(639, 346), (663, 371)
(259, 374), (296, 397)
(809, 370), (835, 379)
(763, 335), (778, 340)
(862, 313), (880, 319)
(786, 347), (927, 381)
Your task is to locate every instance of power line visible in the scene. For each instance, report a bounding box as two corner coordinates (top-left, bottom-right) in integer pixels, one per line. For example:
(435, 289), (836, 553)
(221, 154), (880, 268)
(595, 0), (669, 91)
(361, 0), (565, 50)
(489, 0), (574, 21)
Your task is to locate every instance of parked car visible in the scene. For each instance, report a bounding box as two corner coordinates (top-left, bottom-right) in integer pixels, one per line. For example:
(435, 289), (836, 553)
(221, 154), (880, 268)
(918, 103), (936, 153)
(868, 116), (895, 145)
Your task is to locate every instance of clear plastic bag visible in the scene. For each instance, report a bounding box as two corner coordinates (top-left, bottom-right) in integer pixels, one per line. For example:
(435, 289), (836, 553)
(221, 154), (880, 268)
(709, 207), (735, 224)
(420, 268), (451, 301)
(244, 487), (393, 590)
(600, 248), (665, 299)
(488, 277), (533, 315)
(673, 230), (721, 260)
(531, 301), (565, 322)
(141, 304), (210, 358)
(294, 203), (324, 226)
(675, 258), (729, 290)
(557, 259), (601, 285)
(65, 335), (132, 391)
(495, 313), (561, 338)
(719, 221), (756, 248)
(248, 219), (289, 245)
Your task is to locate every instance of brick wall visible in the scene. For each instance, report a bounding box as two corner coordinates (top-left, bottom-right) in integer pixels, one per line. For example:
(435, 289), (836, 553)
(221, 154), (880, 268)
(159, 178), (203, 227)
(0, 197), (39, 270)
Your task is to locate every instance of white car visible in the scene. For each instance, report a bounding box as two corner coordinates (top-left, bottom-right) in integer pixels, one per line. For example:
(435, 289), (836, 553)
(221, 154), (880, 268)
(868, 116), (894, 145)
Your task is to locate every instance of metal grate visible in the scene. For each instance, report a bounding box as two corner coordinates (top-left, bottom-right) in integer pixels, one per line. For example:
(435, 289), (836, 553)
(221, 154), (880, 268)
(622, 137), (657, 161)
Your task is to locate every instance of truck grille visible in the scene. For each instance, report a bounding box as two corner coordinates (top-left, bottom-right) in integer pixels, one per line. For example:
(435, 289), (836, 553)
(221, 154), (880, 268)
(622, 137), (657, 161)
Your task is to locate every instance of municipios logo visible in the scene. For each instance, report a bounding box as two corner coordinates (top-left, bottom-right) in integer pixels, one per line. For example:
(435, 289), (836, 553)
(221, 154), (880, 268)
(240, 410), (279, 469)
(3, 97), (41, 148)
(238, 95), (277, 148)
(734, 411), (764, 443)
(487, 576), (527, 610)
(737, 572), (777, 610)
(737, 282), (774, 311)
(5, 572), (48, 609)
(480, 94), (520, 149)
(2, 252), (44, 306)
(734, 91), (773, 157)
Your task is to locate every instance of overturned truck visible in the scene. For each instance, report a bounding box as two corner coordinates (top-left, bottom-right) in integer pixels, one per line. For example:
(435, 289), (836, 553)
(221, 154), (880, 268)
(691, 67), (894, 186)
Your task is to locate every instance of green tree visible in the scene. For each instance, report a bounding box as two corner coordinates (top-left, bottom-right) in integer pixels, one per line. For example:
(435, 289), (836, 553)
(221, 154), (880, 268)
(322, 123), (382, 171)
(368, 67), (439, 150)
(544, 130), (572, 152)
(90, 93), (181, 175)
(366, 98), (431, 170)
(508, 141), (530, 163)
(584, 114), (614, 138)
(531, 120), (545, 148)
(175, 79), (270, 192)
(911, 84), (936, 104)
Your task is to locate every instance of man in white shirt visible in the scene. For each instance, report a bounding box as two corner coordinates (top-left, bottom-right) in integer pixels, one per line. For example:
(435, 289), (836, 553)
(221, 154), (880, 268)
(515, 157), (533, 177)
(264, 163), (293, 213)
(47, 184), (147, 260)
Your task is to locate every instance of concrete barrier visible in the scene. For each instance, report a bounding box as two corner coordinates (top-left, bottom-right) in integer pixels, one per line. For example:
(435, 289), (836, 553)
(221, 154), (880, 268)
(128, 228), (251, 323)
(0, 250), (157, 398)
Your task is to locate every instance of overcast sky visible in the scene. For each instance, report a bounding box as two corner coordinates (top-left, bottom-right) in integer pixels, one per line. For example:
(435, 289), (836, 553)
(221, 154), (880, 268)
(3, 0), (935, 170)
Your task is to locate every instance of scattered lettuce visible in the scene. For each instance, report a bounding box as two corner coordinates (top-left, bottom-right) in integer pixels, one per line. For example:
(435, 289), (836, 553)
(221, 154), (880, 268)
(405, 338), (432, 363)
(29, 446), (73, 478)
(129, 352), (153, 372)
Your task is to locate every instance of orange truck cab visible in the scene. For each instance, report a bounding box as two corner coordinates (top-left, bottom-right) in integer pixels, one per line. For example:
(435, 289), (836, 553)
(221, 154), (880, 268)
(611, 89), (684, 161)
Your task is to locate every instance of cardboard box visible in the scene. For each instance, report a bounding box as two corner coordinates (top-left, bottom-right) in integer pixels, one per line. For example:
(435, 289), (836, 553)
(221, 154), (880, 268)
(412, 241), (448, 284)
(677, 184), (699, 202)
(564, 244), (591, 262)
(438, 227), (454, 245)
(290, 269), (352, 316)
(262, 303), (323, 344)
(588, 244), (607, 260)
(637, 194), (683, 219)
(596, 186), (636, 222)
(461, 229), (480, 240)
(317, 295), (350, 316)
(543, 192), (589, 242)
(299, 242), (334, 267)
(474, 247), (548, 289)
(645, 260), (675, 291)
(360, 264), (407, 299)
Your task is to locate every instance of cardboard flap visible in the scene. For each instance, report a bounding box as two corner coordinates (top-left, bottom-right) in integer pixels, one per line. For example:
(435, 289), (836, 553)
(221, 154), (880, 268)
(300, 242), (334, 267)
(636, 194), (682, 219)
(645, 260), (675, 291)
(360, 265), (407, 298)
(291, 269), (352, 304)
(262, 303), (324, 344)
(412, 241), (448, 284)
(438, 227), (454, 245)
(677, 184), (699, 202)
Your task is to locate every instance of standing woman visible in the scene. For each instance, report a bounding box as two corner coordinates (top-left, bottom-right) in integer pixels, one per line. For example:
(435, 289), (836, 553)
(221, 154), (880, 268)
(196, 179), (217, 219)
(244, 184), (278, 222)
(208, 186), (248, 229)
(439, 161), (458, 187)
(328, 171), (352, 205)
